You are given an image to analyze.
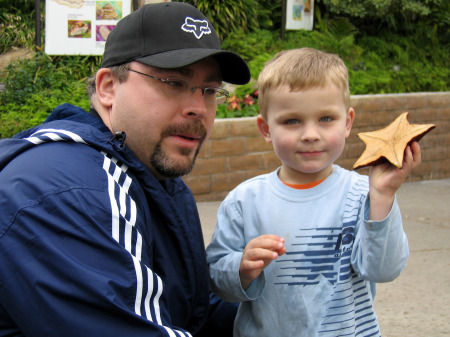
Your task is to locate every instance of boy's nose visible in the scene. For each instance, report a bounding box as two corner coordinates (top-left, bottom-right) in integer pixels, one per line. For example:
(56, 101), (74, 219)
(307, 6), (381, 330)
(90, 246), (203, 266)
(301, 124), (320, 142)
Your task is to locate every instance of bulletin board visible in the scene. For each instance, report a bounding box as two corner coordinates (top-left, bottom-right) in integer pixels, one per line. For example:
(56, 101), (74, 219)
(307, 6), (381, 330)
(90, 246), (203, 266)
(285, 0), (314, 31)
(45, 0), (132, 55)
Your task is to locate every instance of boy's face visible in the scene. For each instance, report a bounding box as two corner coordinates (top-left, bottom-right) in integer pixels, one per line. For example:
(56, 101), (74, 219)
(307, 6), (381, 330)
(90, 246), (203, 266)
(257, 84), (354, 184)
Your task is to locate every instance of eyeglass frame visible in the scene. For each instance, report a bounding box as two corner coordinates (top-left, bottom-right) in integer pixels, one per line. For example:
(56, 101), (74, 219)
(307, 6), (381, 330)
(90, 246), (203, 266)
(126, 68), (230, 104)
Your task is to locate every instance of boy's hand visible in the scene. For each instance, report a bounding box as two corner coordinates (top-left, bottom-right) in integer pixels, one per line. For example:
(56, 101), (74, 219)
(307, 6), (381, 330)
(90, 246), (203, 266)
(369, 141), (421, 220)
(239, 235), (286, 290)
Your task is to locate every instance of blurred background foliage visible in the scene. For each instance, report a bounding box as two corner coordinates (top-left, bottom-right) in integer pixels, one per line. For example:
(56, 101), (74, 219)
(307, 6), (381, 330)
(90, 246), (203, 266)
(0, 0), (448, 135)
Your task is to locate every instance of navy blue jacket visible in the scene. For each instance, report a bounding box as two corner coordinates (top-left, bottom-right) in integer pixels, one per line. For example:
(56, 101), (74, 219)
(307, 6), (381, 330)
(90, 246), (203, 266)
(0, 104), (235, 336)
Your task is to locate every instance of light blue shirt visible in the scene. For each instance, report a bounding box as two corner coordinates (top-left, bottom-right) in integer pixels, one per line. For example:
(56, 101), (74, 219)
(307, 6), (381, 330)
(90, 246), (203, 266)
(206, 165), (409, 337)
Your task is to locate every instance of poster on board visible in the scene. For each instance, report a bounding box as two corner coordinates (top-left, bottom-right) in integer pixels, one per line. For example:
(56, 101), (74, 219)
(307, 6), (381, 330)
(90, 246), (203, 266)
(45, 0), (132, 55)
(285, 0), (314, 31)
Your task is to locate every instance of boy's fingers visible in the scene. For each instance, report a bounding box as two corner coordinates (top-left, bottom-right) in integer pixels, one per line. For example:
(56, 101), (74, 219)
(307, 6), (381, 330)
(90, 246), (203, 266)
(253, 234), (285, 242)
(410, 141), (421, 165)
(241, 259), (264, 271)
(403, 142), (421, 170)
(248, 235), (285, 251)
(245, 247), (279, 262)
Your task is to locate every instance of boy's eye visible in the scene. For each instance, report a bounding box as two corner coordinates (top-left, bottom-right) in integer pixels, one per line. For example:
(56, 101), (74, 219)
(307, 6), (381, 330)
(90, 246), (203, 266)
(285, 119), (299, 125)
(320, 116), (333, 122)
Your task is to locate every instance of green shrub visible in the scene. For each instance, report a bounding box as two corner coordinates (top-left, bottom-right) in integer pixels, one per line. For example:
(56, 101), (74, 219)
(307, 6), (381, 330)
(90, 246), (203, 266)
(0, 10), (36, 53)
(0, 52), (91, 138)
(222, 30), (277, 62)
(1, 53), (63, 105)
(0, 51), (97, 106)
(0, 105), (50, 139)
(317, 0), (449, 42)
(0, 82), (90, 139)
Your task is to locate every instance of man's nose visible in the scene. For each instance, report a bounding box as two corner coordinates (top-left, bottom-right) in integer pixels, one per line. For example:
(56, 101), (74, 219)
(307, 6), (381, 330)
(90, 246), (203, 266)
(184, 88), (210, 118)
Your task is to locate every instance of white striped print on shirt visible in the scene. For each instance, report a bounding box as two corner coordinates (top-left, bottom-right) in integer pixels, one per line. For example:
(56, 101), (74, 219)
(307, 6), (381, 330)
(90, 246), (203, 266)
(25, 128), (88, 145)
(21, 126), (193, 336)
(101, 152), (193, 337)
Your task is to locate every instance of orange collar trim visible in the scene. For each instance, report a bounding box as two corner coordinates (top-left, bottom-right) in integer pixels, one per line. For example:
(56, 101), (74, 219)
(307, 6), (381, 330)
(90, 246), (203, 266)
(282, 178), (326, 190)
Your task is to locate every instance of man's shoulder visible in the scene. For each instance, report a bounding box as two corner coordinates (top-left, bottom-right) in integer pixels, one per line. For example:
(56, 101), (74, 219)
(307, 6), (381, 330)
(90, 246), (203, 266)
(0, 141), (108, 198)
(13, 140), (102, 170)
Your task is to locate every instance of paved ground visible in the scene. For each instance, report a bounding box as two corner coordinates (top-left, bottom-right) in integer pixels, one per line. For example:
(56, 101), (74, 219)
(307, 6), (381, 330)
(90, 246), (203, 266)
(197, 178), (450, 337)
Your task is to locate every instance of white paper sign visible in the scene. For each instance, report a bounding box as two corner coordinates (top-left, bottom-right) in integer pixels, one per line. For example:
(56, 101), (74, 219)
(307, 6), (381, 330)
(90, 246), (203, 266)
(285, 0), (314, 31)
(45, 0), (131, 55)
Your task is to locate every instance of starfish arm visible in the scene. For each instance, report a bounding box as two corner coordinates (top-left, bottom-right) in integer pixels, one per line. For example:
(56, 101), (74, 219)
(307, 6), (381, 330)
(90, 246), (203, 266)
(354, 112), (435, 170)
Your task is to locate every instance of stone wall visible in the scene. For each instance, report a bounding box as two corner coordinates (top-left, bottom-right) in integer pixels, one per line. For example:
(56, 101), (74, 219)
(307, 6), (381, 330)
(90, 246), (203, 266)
(183, 92), (450, 201)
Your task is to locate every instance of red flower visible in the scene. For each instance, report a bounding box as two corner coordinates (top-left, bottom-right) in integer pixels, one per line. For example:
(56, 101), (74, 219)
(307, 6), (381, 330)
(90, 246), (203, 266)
(244, 94), (255, 106)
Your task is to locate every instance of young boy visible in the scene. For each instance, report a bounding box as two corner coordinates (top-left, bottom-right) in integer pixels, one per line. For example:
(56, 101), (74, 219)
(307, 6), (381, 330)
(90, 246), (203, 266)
(206, 48), (420, 337)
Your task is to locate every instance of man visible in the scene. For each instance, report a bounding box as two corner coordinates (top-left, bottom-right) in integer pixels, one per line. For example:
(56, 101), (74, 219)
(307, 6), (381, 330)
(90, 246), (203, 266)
(0, 2), (250, 336)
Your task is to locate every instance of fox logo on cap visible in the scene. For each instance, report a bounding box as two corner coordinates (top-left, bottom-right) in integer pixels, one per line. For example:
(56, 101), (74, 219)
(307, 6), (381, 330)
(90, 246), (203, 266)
(181, 17), (211, 39)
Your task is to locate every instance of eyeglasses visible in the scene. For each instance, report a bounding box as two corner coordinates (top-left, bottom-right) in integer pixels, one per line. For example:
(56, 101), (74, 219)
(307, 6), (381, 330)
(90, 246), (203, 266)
(127, 69), (230, 104)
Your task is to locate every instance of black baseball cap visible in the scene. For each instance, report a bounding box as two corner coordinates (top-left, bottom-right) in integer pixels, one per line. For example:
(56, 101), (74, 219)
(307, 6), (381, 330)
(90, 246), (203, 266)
(101, 2), (251, 85)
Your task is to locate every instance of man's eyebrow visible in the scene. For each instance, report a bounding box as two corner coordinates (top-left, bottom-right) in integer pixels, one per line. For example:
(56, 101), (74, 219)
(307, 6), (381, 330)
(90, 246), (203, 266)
(204, 74), (223, 84)
(160, 67), (222, 84)
(169, 67), (193, 77)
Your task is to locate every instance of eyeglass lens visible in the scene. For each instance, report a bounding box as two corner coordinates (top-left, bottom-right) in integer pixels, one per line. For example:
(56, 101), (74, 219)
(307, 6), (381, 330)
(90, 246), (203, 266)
(164, 78), (228, 104)
(128, 69), (229, 104)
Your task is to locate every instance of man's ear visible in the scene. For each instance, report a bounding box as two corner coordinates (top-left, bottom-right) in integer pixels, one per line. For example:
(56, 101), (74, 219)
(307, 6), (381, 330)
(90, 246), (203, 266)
(257, 115), (272, 143)
(95, 68), (116, 109)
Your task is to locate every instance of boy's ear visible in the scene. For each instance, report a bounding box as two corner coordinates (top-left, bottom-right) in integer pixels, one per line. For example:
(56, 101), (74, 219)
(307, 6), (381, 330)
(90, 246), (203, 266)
(95, 68), (116, 109)
(257, 115), (272, 143)
(345, 108), (355, 138)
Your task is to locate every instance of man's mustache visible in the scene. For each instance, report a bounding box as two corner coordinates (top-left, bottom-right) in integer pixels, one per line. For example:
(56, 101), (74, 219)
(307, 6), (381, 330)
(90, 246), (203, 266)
(161, 120), (208, 144)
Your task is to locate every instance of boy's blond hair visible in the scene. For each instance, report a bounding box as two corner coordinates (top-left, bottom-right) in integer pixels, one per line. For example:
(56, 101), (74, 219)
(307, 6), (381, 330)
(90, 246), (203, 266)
(257, 48), (350, 119)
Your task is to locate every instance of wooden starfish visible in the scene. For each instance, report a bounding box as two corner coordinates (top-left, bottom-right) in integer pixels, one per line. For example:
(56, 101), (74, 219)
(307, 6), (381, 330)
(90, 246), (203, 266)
(353, 112), (435, 169)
